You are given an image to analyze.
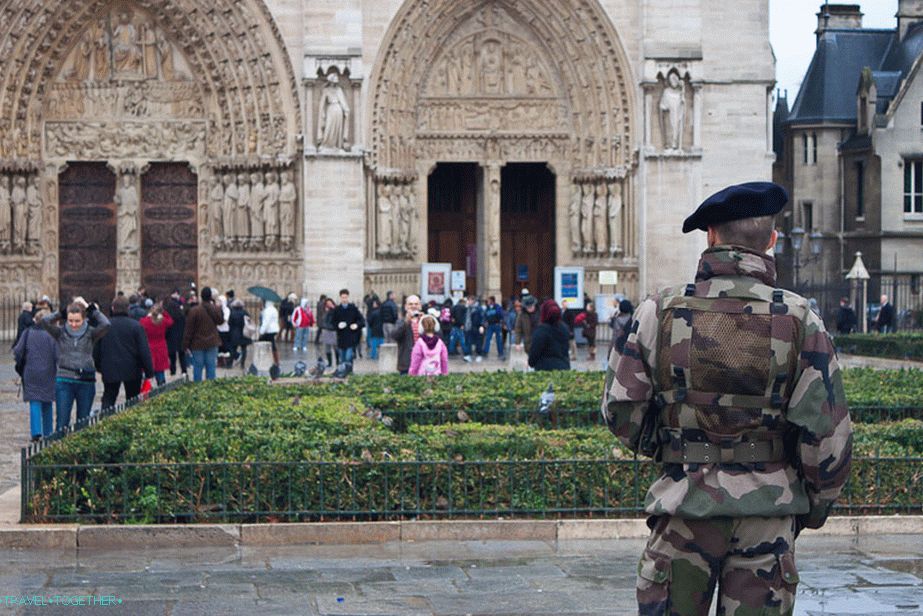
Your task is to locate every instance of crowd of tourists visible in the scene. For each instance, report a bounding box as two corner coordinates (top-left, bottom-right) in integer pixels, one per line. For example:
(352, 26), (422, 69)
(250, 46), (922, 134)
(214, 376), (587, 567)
(10, 284), (635, 442)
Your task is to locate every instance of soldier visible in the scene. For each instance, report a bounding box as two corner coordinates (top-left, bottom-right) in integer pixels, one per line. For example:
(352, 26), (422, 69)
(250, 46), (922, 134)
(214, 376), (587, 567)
(602, 182), (852, 616)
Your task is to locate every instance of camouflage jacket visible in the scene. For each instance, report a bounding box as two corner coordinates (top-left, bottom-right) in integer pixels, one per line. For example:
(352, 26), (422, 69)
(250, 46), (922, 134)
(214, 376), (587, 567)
(603, 245), (852, 528)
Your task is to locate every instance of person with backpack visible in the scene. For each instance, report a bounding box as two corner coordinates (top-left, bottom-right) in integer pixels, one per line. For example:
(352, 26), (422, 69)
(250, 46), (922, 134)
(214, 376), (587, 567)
(448, 296), (468, 357)
(409, 314), (448, 376)
(13, 308), (58, 440)
(480, 295), (505, 360)
(463, 295), (484, 363)
(291, 297), (315, 352)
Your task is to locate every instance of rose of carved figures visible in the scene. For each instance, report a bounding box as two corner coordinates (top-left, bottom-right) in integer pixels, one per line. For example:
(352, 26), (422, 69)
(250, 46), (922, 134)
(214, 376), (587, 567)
(659, 70), (685, 151)
(607, 181), (622, 255)
(279, 171), (296, 251)
(317, 72), (350, 151)
(249, 172), (265, 247)
(209, 176), (224, 247)
(26, 175), (42, 253)
(11, 175), (27, 253)
(222, 174), (238, 249)
(0, 175), (10, 253)
(263, 171), (280, 249)
(568, 184), (581, 255)
(594, 183), (607, 254)
(114, 173), (139, 255)
(580, 183), (594, 254)
(377, 183), (393, 256)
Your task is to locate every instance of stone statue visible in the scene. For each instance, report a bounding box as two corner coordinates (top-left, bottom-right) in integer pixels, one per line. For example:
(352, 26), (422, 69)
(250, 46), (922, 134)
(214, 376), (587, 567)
(607, 181), (622, 255)
(10, 175), (27, 253)
(317, 72), (350, 151)
(580, 183), (594, 254)
(659, 70), (686, 150)
(235, 173), (251, 249)
(263, 171), (280, 249)
(594, 183), (607, 254)
(479, 39), (504, 95)
(0, 175), (10, 253)
(249, 171), (265, 247)
(94, 20), (110, 80)
(26, 175), (41, 252)
(209, 175), (224, 247)
(376, 183), (393, 256)
(157, 29), (175, 81)
(398, 184), (413, 255)
(141, 23), (158, 78)
(68, 30), (93, 82)
(112, 10), (143, 77)
(222, 174), (237, 248)
(114, 173), (138, 254)
(568, 184), (581, 254)
(278, 171), (296, 250)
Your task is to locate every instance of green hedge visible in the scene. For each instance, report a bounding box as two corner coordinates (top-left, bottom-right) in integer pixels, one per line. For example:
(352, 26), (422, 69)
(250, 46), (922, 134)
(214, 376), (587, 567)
(835, 333), (923, 361)
(25, 373), (923, 522)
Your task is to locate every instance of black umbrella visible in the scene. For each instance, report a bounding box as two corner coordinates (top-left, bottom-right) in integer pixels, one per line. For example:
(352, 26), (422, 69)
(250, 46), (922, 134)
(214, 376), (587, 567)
(247, 286), (282, 303)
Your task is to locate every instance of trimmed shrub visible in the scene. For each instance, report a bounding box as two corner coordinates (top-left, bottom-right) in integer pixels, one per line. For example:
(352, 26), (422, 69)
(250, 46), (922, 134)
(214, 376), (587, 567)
(835, 333), (923, 361)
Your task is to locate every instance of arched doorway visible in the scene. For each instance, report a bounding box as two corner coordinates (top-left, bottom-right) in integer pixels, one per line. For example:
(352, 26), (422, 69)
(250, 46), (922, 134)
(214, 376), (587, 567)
(501, 163), (555, 301)
(0, 0), (303, 299)
(366, 0), (638, 300)
(428, 163), (479, 294)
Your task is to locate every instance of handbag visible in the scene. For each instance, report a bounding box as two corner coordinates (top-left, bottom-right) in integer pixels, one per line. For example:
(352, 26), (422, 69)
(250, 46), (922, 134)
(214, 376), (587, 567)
(243, 315), (258, 341)
(14, 330), (29, 377)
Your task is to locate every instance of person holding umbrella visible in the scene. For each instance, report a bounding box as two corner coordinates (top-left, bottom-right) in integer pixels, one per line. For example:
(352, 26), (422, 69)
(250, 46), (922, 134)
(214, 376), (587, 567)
(249, 286), (283, 368)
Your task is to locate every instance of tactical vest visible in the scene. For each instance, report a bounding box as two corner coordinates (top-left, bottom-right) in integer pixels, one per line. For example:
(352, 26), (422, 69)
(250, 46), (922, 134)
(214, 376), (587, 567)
(653, 281), (807, 465)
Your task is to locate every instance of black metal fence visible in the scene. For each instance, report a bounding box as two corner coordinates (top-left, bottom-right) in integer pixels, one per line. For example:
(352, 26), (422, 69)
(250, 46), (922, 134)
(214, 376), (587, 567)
(798, 275), (923, 332)
(20, 455), (922, 523)
(0, 293), (29, 341)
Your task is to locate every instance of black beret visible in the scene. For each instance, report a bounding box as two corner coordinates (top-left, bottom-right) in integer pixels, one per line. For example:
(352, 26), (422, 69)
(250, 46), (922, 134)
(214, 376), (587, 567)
(682, 181), (788, 233)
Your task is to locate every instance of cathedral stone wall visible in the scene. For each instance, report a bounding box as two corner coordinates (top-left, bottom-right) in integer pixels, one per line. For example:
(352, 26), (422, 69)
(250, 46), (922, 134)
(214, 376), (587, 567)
(0, 0), (774, 304)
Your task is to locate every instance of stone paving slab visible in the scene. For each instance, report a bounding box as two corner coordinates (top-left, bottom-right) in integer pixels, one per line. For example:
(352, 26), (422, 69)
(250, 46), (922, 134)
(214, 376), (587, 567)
(0, 536), (920, 615)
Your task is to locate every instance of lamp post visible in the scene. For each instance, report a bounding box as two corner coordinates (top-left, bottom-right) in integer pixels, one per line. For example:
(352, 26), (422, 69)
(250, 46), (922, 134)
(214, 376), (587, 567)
(776, 226), (823, 292)
(846, 251), (871, 333)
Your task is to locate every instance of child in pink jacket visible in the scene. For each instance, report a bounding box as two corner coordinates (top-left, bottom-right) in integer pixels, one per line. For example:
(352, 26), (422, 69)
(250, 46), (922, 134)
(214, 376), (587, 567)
(409, 315), (448, 376)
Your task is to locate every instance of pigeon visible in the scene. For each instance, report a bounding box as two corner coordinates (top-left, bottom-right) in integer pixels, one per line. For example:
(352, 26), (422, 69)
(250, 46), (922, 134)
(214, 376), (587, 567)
(292, 360), (306, 377)
(538, 384), (555, 415)
(457, 410), (470, 423)
(309, 357), (327, 378)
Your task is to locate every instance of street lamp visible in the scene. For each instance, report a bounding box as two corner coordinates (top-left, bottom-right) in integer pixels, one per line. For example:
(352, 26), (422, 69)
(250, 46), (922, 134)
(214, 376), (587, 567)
(774, 230), (786, 256)
(784, 226), (822, 291)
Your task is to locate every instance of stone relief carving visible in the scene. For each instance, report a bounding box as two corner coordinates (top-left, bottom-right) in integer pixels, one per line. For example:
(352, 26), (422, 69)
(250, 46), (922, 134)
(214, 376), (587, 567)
(571, 175), (627, 257)
(208, 164), (297, 254)
(317, 72), (350, 152)
(60, 6), (192, 84)
(374, 177), (417, 260)
(26, 175), (42, 253)
(44, 121), (207, 160)
(0, 176), (9, 253)
(10, 175), (27, 254)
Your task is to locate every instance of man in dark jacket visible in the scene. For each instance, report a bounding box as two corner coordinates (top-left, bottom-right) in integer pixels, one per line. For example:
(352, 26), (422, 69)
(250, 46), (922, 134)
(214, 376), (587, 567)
(877, 294), (895, 333)
(527, 300), (571, 371)
(835, 297), (857, 335)
(164, 290), (187, 376)
(449, 298), (468, 357)
(380, 291), (399, 340)
(95, 296), (155, 410)
(331, 288), (364, 365)
(128, 294), (147, 320)
(391, 294), (422, 374)
(13, 301), (33, 348)
(481, 296), (505, 360)
(514, 295), (541, 353)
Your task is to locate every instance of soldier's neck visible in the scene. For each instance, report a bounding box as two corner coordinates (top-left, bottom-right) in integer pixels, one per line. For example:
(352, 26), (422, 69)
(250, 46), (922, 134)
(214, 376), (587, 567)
(695, 244), (776, 286)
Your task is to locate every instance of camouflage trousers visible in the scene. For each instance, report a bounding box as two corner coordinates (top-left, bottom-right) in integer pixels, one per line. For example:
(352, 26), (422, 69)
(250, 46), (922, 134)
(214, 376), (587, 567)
(637, 515), (798, 616)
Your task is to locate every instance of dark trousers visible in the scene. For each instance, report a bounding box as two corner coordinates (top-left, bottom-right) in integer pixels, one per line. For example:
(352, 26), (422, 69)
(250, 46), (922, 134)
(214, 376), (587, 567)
(168, 344), (188, 375)
(101, 379), (142, 410)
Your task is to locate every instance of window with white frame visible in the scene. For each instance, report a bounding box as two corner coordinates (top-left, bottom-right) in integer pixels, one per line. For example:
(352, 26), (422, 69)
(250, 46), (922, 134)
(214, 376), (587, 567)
(904, 158), (923, 215)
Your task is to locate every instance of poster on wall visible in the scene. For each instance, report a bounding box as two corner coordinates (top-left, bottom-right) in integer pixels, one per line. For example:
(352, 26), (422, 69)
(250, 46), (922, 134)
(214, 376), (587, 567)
(421, 263), (453, 304)
(554, 266), (585, 309)
(450, 270), (467, 292)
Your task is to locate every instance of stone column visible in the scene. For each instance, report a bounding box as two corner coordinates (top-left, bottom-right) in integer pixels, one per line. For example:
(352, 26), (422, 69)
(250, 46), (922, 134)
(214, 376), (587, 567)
(112, 163), (141, 294)
(480, 162), (502, 299)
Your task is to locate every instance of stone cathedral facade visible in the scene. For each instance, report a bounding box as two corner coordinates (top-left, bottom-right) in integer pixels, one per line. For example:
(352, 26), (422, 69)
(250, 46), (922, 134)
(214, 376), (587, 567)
(0, 0), (775, 303)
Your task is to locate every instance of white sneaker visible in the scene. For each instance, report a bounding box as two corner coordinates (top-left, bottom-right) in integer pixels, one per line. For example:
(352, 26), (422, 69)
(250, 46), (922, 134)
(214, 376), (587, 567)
(293, 347), (298, 352)
(475, 356), (483, 363)
(463, 355), (472, 363)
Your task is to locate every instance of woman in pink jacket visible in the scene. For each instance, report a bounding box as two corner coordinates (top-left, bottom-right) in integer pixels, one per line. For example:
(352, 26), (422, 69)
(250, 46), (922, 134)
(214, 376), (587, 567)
(409, 314), (448, 376)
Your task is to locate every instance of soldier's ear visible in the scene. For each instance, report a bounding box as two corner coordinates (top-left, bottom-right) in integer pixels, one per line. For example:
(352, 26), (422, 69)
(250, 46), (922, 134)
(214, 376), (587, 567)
(706, 227), (718, 247)
(766, 229), (779, 253)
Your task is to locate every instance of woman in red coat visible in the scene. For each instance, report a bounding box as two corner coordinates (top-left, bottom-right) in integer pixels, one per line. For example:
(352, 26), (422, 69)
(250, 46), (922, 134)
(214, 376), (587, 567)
(140, 304), (174, 386)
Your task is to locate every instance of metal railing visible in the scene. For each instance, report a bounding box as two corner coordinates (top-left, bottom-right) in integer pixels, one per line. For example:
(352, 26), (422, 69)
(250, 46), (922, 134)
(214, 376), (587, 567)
(21, 454), (922, 524)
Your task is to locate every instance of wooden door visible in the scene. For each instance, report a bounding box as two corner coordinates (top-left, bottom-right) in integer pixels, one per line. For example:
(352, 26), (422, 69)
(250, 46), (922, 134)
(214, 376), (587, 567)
(58, 162), (117, 306)
(428, 163), (479, 293)
(140, 163), (198, 300)
(501, 163), (555, 301)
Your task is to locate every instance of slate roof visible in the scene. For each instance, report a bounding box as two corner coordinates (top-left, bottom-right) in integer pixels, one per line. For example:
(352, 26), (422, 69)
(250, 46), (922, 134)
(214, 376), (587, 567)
(787, 28), (896, 125)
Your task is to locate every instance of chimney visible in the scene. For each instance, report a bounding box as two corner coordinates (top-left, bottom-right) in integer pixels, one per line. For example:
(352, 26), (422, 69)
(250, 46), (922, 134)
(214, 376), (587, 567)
(898, 0), (923, 40)
(816, 4), (864, 42)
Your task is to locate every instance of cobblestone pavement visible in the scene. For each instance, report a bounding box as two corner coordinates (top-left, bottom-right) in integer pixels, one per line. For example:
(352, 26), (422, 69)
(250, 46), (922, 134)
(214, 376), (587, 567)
(0, 535), (922, 615)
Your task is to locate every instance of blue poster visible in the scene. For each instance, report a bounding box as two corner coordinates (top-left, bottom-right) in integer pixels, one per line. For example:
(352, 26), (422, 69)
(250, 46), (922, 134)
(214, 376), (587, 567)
(561, 272), (578, 300)
(516, 264), (529, 282)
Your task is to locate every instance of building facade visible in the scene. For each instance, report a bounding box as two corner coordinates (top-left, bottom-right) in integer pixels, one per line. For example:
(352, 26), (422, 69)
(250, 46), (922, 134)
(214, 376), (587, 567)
(0, 0), (774, 304)
(776, 1), (923, 319)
